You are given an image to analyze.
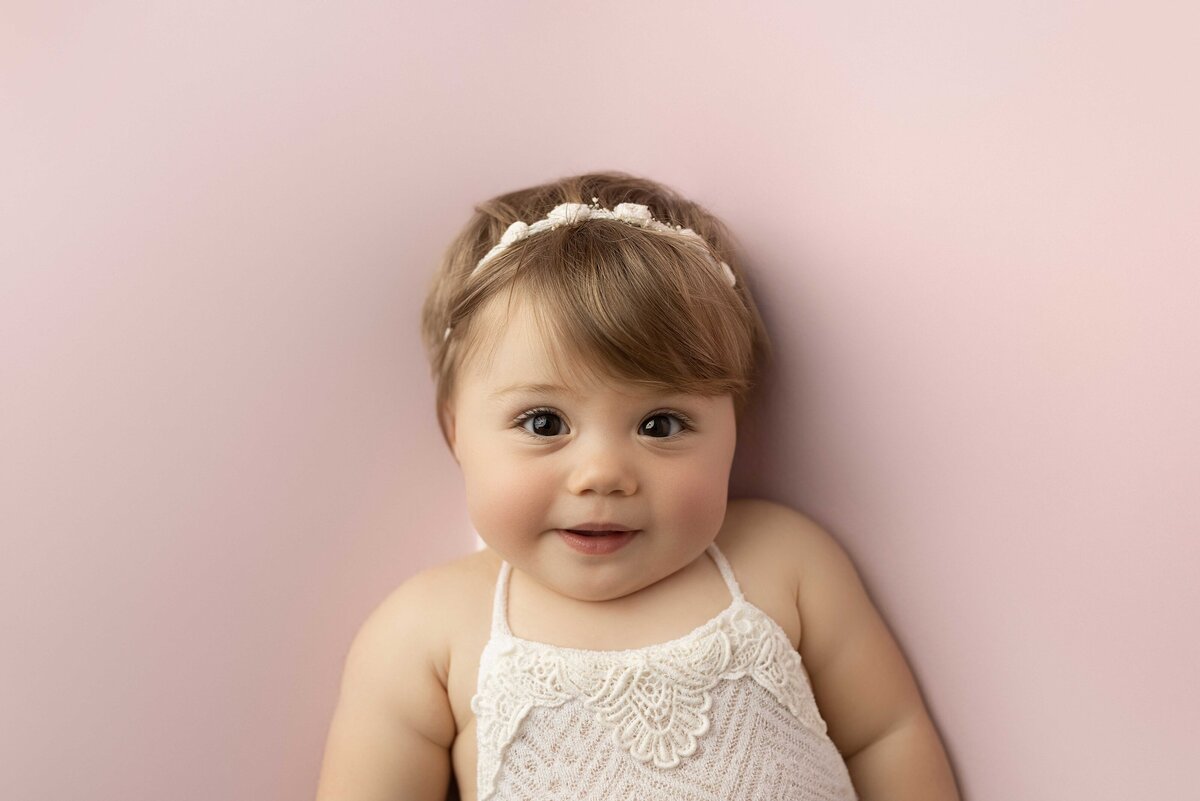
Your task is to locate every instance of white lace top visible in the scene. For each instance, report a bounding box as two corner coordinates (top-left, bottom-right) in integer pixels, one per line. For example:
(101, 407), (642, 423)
(470, 543), (859, 800)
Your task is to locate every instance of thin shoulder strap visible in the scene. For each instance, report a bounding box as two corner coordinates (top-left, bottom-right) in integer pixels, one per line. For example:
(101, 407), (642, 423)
(490, 560), (513, 637)
(706, 542), (746, 602)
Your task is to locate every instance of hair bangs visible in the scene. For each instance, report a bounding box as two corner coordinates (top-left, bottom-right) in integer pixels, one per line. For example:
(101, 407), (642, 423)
(496, 221), (755, 399)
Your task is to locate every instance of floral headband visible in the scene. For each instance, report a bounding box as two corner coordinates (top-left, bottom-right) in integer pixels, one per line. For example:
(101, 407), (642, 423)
(444, 198), (735, 342)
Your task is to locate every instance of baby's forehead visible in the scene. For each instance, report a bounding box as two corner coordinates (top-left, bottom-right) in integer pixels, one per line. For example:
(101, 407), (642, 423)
(471, 347), (659, 399)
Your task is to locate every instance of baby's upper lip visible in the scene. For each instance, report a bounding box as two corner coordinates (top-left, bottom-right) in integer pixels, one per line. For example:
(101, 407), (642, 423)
(564, 522), (640, 532)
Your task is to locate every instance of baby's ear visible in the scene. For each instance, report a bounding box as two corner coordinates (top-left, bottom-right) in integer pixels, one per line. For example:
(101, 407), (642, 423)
(439, 404), (459, 461)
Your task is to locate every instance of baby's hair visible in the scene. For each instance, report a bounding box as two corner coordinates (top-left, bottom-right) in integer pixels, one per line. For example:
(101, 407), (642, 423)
(420, 171), (771, 446)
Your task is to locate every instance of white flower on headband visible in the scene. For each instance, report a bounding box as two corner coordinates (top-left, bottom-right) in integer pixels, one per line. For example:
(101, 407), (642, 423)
(612, 202), (653, 224)
(498, 221), (529, 246)
(448, 201), (736, 342)
(545, 203), (590, 226)
(470, 201), (735, 289)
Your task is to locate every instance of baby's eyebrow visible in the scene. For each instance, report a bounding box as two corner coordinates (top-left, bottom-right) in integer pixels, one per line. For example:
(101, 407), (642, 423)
(491, 382), (698, 404)
(490, 382), (578, 400)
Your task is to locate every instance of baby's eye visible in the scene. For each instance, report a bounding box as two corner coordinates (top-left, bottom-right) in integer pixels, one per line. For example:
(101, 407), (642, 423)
(515, 409), (568, 437)
(639, 412), (689, 438)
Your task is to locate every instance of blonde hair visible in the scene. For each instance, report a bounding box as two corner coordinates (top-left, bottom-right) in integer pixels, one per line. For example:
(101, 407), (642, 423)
(420, 171), (770, 446)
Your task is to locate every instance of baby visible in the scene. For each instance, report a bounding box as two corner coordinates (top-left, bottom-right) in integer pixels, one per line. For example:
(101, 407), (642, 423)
(315, 172), (961, 800)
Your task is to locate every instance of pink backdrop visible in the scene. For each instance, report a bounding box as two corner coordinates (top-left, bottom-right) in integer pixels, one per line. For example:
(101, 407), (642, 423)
(3, 3), (1197, 799)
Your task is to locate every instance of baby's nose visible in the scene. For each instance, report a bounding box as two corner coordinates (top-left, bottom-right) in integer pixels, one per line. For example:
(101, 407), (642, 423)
(565, 440), (638, 496)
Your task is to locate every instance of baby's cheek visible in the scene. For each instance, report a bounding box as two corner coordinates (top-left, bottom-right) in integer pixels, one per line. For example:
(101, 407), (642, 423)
(493, 471), (544, 526)
(465, 452), (552, 539)
(663, 463), (730, 537)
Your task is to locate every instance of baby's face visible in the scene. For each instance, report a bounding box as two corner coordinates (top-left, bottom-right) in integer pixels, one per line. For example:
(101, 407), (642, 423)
(445, 293), (737, 603)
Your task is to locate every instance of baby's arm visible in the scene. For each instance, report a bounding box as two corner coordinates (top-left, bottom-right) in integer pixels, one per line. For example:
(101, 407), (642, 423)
(315, 571), (457, 801)
(769, 503), (961, 800)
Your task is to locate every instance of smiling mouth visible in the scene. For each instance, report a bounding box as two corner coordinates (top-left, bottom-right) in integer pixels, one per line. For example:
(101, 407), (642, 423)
(563, 529), (637, 536)
(557, 528), (638, 555)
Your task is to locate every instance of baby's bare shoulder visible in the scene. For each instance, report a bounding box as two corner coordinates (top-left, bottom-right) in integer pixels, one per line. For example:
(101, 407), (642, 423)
(340, 552), (489, 727)
(367, 550), (493, 667)
(719, 497), (838, 568)
(714, 499), (843, 647)
(719, 498), (862, 611)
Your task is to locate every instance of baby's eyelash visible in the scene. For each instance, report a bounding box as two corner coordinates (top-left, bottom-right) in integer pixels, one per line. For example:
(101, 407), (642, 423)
(651, 409), (695, 428)
(512, 406), (558, 426)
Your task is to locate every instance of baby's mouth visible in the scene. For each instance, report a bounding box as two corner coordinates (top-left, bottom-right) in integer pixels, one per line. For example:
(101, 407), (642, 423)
(565, 529), (631, 536)
(556, 528), (640, 554)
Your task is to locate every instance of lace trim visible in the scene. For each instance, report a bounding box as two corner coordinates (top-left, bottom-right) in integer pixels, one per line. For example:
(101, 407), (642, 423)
(471, 600), (828, 801)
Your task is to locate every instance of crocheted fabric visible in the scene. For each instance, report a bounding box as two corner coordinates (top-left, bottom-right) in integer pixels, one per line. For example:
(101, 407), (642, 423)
(470, 543), (859, 800)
